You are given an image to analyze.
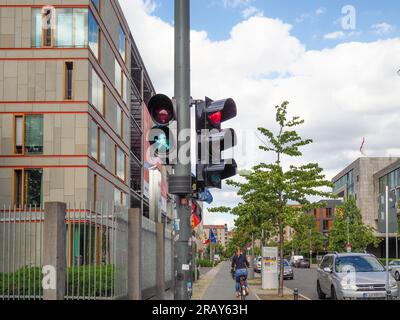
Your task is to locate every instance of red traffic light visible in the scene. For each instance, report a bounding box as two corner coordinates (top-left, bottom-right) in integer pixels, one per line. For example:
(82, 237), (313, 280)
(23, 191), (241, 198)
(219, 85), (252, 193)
(148, 94), (175, 126)
(208, 111), (222, 127)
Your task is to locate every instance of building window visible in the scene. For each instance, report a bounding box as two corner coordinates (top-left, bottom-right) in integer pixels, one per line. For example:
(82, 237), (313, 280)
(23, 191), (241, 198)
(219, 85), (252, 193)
(92, 0), (100, 11)
(32, 8), (88, 48)
(93, 174), (97, 206)
(89, 11), (100, 59)
(114, 59), (122, 96)
(65, 62), (74, 100)
(14, 115), (24, 154)
(42, 7), (54, 47)
(118, 25), (126, 62)
(90, 121), (98, 160)
(122, 72), (128, 104)
(115, 146), (126, 181)
(326, 208), (332, 219)
(91, 69), (105, 116)
(13, 169), (43, 208)
(17, 115), (43, 155)
(99, 129), (106, 165)
(323, 220), (329, 231)
(117, 106), (123, 138)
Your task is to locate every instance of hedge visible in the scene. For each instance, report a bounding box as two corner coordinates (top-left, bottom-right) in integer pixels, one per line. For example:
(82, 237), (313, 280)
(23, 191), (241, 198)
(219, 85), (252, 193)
(0, 265), (114, 297)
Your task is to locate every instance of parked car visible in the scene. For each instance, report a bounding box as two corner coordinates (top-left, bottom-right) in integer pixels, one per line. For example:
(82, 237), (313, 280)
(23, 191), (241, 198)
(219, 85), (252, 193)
(317, 253), (399, 300)
(254, 256), (262, 273)
(279, 259), (294, 280)
(295, 258), (311, 269)
(389, 260), (400, 281)
(290, 255), (304, 267)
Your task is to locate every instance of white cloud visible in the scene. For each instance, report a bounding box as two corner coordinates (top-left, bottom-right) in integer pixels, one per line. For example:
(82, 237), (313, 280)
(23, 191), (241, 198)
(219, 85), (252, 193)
(372, 22), (396, 35)
(119, 0), (400, 226)
(242, 6), (263, 19)
(315, 7), (326, 16)
(296, 7), (326, 23)
(222, 0), (252, 8)
(323, 31), (345, 40)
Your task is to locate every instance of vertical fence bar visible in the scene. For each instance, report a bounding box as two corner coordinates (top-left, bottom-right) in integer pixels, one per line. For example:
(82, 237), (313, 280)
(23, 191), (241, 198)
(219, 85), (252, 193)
(2, 205), (5, 299)
(88, 202), (92, 299)
(94, 202), (97, 300)
(39, 205), (43, 298)
(12, 206), (16, 299)
(105, 203), (109, 298)
(33, 205), (37, 300)
(77, 202), (81, 299)
(83, 202), (87, 299)
(112, 202), (116, 299)
(66, 204), (69, 300)
(99, 202), (103, 299)
(28, 205), (32, 299)
(7, 206), (11, 300)
(17, 206), (22, 300)
(72, 203), (76, 299)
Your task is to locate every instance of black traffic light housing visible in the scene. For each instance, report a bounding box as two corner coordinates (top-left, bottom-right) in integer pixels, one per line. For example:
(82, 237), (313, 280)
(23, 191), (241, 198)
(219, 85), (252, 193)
(146, 94), (177, 165)
(195, 97), (238, 190)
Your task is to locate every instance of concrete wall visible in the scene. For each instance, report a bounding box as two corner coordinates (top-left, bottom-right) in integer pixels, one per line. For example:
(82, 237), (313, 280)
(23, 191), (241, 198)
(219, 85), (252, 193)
(164, 227), (172, 283)
(141, 216), (156, 299)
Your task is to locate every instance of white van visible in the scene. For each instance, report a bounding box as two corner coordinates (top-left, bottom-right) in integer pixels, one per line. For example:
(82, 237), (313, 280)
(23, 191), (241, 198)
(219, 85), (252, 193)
(289, 255), (304, 267)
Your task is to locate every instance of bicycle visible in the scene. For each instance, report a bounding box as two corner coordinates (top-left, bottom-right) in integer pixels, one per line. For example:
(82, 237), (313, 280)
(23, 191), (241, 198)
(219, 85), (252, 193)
(231, 269), (248, 300)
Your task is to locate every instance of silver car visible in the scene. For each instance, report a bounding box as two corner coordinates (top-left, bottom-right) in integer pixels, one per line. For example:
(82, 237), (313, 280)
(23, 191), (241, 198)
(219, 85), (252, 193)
(317, 253), (399, 300)
(389, 260), (400, 281)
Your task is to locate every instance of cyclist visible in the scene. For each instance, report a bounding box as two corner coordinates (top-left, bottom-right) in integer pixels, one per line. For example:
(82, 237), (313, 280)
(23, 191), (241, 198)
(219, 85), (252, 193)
(231, 247), (250, 298)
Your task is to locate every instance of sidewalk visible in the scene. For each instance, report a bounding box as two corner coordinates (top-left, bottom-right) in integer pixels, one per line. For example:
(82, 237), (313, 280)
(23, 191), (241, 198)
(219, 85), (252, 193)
(248, 278), (308, 301)
(192, 263), (224, 300)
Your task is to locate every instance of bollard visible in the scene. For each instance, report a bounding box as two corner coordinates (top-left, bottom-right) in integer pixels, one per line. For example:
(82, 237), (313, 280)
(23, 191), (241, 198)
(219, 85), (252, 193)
(294, 288), (299, 301)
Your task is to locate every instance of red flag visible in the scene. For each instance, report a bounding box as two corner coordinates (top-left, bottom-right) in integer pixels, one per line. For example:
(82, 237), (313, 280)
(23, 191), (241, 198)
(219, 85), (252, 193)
(192, 213), (201, 229)
(360, 137), (366, 156)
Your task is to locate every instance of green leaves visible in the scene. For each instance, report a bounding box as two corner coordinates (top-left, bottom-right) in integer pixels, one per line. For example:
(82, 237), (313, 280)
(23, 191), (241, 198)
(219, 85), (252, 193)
(328, 196), (380, 252)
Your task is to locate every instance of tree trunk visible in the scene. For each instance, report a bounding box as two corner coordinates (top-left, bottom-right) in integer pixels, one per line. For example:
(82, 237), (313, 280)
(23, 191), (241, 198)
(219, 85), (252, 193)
(278, 222), (284, 297)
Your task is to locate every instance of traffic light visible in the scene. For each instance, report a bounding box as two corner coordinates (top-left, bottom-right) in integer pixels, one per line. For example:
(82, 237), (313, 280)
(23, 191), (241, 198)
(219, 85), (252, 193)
(146, 94), (177, 164)
(195, 97), (238, 190)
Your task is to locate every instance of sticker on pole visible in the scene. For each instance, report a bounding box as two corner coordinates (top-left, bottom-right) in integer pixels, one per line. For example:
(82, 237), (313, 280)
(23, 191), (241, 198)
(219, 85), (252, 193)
(182, 264), (190, 271)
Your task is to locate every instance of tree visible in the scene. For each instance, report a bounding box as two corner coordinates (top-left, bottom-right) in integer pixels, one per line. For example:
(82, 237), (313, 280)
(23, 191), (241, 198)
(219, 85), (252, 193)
(211, 101), (334, 296)
(329, 196), (379, 252)
(291, 214), (324, 256)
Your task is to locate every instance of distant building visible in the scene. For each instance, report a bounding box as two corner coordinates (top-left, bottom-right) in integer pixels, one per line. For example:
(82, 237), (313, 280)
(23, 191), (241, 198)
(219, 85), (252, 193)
(308, 200), (343, 237)
(332, 157), (400, 257)
(203, 224), (229, 248)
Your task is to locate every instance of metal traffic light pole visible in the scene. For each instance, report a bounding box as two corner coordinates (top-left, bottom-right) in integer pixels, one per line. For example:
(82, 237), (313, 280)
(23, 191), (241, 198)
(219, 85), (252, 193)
(174, 0), (192, 300)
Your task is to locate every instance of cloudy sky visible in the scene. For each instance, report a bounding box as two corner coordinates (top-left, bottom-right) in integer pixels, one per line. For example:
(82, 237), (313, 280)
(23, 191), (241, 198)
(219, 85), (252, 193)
(118, 0), (400, 229)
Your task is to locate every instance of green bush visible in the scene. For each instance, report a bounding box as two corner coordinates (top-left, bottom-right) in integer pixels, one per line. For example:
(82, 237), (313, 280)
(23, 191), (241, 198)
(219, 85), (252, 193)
(197, 259), (217, 268)
(379, 258), (399, 265)
(0, 266), (43, 297)
(0, 265), (114, 297)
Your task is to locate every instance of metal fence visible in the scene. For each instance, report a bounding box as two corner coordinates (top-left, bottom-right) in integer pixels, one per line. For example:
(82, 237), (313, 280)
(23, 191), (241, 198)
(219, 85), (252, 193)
(0, 205), (44, 300)
(0, 202), (128, 300)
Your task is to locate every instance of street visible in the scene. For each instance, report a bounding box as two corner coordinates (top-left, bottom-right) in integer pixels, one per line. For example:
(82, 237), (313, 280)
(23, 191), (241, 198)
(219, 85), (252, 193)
(202, 261), (258, 300)
(284, 267), (319, 300)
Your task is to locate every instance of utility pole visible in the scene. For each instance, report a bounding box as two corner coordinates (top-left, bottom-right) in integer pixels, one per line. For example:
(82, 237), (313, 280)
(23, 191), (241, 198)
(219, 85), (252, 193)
(173, 0), (192, 301)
